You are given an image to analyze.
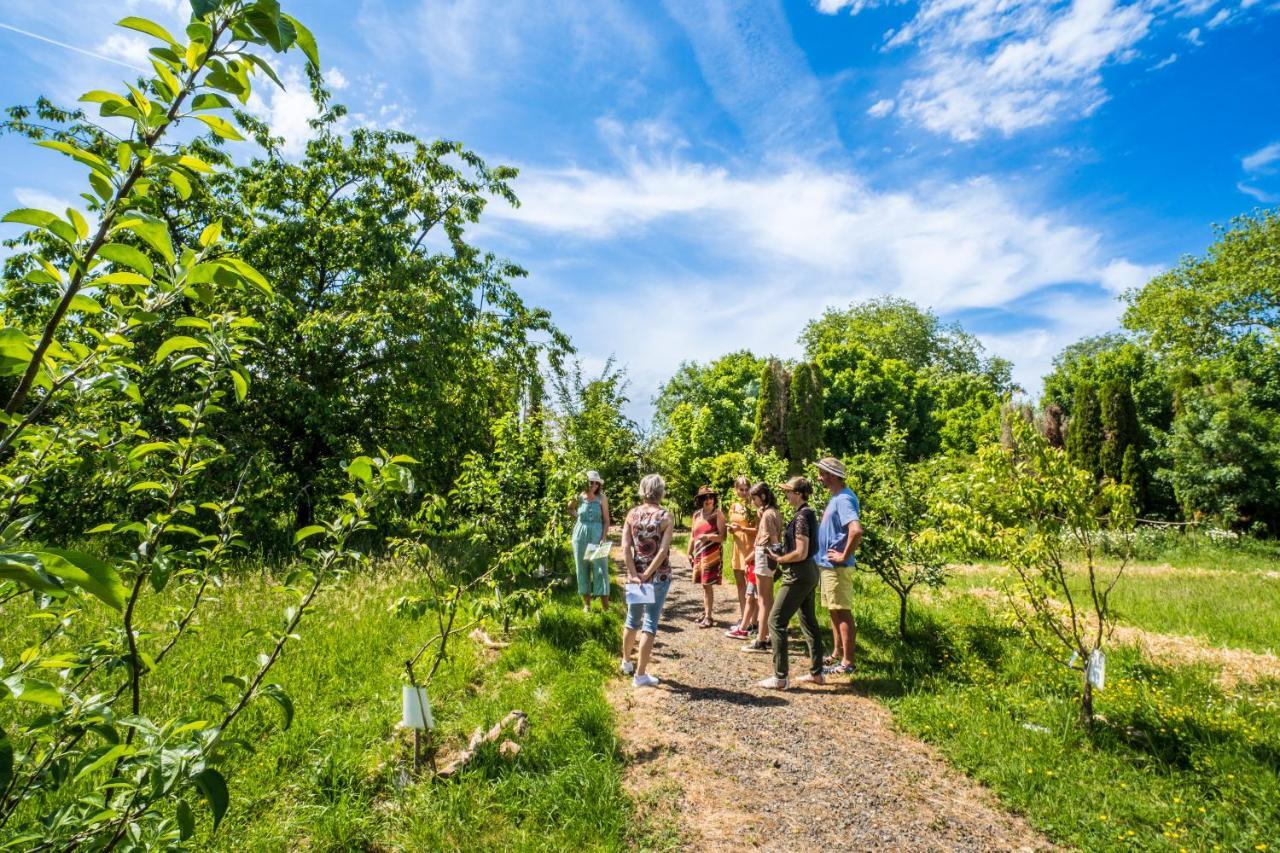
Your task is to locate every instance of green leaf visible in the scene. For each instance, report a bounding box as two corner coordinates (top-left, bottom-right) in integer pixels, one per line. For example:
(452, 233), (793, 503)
(0, 327), (34, 377)
(176, 799), (196, 840)
(128, 481), (168, 494)
(117, 16), (180, 47)
(35, 140), (112, 177)
(190, 92), (232, 112)
(90, 271), (151, 287)
(199, 220), (222, 247)
(74, 743), (132, 782)
(151, 58), (183, 100)
(81, 90), (130, 107)
(35, 549), (127, 611)
(113, 213), (174, 264)
(128, 441), (171, 460)
(168, 170), (192, 199)
(97, 243), (154, 278)
(186, 20), (214, 44)
(2, 208), (78, 246)
(178, 154), (214, 173)
(154, 335), (207, 364)
(260, 684), (294, 729)
(282, 14), (319, 69)
(191, 767), (229, 830)
(193, 114), (244, 141)
(0, 552), (62, 594)
(0, 730), (12, 794)
(66, 208), (90, 241)
(230, 368), (248, 402)
(3, 676), (62, 709)
(347, 456), (373, 483)
(292, 525), (325, 546)
(68, 294), (103, 315)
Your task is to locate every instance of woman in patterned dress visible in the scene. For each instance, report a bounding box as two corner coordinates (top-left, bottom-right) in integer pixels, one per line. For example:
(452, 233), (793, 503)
(621, 474), (676, 688)
(688, 485), (726, 628)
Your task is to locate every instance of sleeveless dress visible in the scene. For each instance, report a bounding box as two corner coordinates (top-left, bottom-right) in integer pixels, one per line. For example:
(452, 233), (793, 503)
(728, 501), (755, 573)
(690, 511), (723, 586)
(572, 495), (608, 596)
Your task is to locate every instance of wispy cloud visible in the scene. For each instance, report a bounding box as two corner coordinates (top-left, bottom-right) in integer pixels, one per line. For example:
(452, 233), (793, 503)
(1242, 141), (1280, 173)
(816, 0), (1277, 141)
(0, 21), (147, 72)
(487, 121), (1154, 403)
(1238, 141), (1280, 202)
(661, 0), (841, 155)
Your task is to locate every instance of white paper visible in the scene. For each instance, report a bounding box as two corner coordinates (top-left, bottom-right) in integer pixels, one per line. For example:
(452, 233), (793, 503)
(625, 582), (655, 605)
(584, 541), (612, 561)
(401, 685), (434, 730)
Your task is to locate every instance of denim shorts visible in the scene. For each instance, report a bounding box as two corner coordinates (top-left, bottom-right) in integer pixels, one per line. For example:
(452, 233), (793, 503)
(624, 578), (672, 635)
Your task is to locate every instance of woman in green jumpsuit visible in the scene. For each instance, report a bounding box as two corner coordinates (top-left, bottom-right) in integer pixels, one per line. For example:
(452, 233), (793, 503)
(570, 471), (612, 612)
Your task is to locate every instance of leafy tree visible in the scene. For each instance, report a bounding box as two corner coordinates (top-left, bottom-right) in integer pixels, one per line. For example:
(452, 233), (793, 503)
(854, 425), (949, 638)
(1066, 380), (1103, 479)
(786, 361), (823, 470)
(801, 296), (1009, 384)
(944, 418), (1136, 724)
(1123, 209), (1280, 361)
(206, 124), (569, 537)
(1167, 379), (1280, 530)
(814, 342), (937, 459)
(0, 5), (419, 845)
(552, 357), (640, 491)
(752, 358), (789, 459)
(929, 371), (1002, 455)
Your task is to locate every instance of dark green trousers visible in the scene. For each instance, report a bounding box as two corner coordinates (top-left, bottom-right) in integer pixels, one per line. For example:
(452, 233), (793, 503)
(768, 558), (823, 680)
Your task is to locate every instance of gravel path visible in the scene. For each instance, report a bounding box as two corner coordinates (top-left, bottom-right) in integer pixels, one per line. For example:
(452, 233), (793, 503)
(609, 550), (1053, 852)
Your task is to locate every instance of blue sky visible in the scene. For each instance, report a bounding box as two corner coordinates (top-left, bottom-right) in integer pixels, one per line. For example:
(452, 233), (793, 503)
(2, 0), (1278, 422)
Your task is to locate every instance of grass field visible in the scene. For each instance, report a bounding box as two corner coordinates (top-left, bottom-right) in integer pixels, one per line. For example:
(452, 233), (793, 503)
(4, 536), (1277, 851)
(1, 567), (648, 851)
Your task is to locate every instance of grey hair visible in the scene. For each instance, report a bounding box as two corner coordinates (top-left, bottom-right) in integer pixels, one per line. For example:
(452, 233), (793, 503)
(639, 473), (666, 502)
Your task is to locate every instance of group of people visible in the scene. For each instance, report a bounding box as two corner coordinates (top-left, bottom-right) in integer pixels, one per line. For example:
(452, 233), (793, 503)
(568, 459), (863, 691)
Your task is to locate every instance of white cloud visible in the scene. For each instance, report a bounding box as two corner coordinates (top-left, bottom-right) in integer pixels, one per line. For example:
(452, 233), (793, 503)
(868, 97), (896, 117)
(1149, 52), (1178, 69)
(1205, 8), (1232, 26)
(12, 187), (78, 214)
(1242, 142), (1280, 173)
(661, 0), (841, 154)
(245, 65), (321, 157)
(879, 0), (1155, 141)
(1237, 183), (1279, 203)
(1098, 257), (1163, 293)
(326, 67), (349, 91)
(829, 0), (1276, 140)
(95, 33), (152, 68)
(487, 127), (1154, 409)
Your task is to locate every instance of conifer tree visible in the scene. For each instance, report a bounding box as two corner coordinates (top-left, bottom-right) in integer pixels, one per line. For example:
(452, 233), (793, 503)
(753, 359), (790, 458)
(1100, 378), (1141, 482)
(1067, 380), (1104, 479)
(787, 361), (824, 470)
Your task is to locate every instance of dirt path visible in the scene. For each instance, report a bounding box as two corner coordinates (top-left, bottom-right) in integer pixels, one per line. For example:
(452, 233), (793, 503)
(608, 551), (1052, 852)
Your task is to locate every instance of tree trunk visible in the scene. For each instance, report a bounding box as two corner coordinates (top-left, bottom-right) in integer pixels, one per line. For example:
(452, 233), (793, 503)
(897, 592), (909, 640)
(1080, 673), (1094, 724)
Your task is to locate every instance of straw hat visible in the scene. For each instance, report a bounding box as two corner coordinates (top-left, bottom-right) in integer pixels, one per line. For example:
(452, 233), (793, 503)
(693, 485), (718, 506)
(816, 457), (847, 479)
(776, 476), (813, 497)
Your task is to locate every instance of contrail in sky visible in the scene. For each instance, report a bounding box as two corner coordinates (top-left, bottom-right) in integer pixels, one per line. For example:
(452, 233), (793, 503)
(0, 21), (149, 73)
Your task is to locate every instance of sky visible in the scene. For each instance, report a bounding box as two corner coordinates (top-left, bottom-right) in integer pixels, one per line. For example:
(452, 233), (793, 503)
(1, 0), (1278, 423)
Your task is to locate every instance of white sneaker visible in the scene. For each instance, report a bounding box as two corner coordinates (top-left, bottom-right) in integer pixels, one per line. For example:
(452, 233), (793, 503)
(633, 673), (660, 688)
(758, 675), (788, 690)
(620, 660), (636, 675)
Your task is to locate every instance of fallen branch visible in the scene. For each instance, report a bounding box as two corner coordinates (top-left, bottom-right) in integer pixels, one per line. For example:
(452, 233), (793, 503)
(437, 710), (528, 778)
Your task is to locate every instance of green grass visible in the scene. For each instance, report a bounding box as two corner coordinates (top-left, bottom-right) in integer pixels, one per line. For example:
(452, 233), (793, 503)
(947, 565), (1280, 653)
(1, 568), (644, 851)
(842, 574), (1280, 851)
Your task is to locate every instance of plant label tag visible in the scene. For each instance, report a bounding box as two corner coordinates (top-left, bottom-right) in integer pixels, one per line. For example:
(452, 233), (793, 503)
(1087, 649), (1106, 690)
(625, 583), (655, 605)
(401, 685), (434, 730)
(585, 541), (612, 561)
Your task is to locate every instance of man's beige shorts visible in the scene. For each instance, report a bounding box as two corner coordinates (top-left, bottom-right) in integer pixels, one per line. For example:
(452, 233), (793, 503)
(820, 566), (855, 610)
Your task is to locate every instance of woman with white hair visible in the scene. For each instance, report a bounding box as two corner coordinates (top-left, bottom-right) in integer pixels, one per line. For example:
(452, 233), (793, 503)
(569, 470), (612, 612)
(621, 473), (676, 688)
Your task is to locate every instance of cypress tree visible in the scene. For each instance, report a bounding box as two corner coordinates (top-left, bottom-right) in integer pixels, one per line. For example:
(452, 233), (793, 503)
(1121, 444), (1146, 511)
(752, 359), (789, 458)
(1041, 403), (1066, 448)
(1066, 380), (1104, 479)
(787, 361), (824, 470)
(1100, 378), (1140, 482)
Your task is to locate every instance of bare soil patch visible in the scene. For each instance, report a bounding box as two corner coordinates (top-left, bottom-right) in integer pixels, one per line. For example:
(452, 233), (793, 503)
(960, 587), (1280, 687)
(608, 552), (1052, 851)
